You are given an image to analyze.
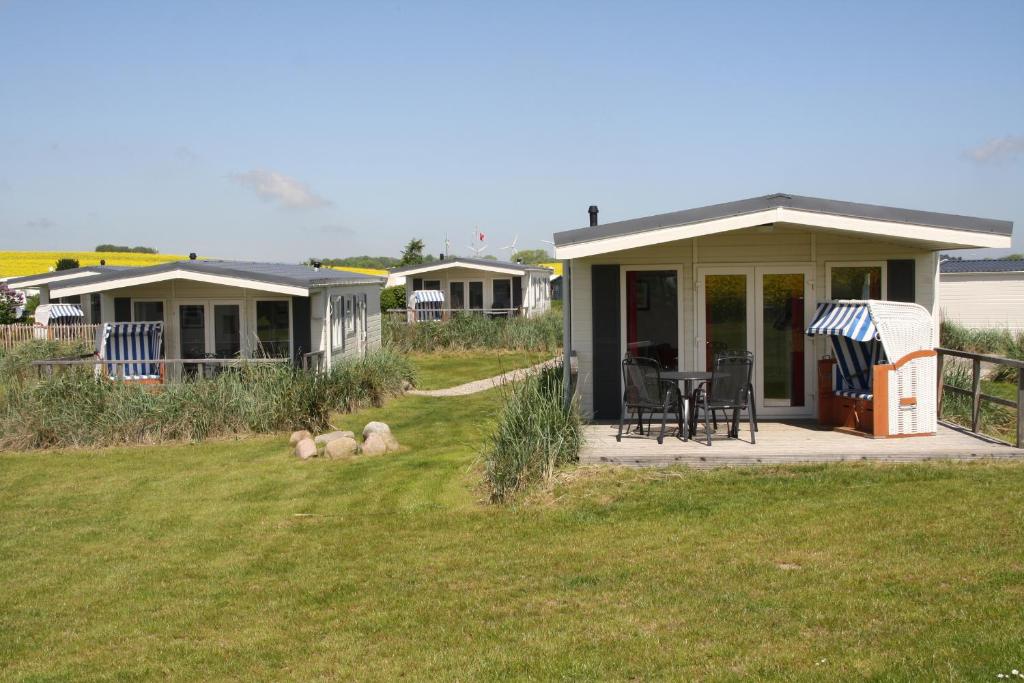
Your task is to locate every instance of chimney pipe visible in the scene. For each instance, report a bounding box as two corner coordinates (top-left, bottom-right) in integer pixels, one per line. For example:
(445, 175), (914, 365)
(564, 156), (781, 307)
(439, 253), (445, 260)
(588, 205), (599, 227)
(312, 260), (322, 270)
(189, 252), (197, 260)
(99, 259), (106, 266)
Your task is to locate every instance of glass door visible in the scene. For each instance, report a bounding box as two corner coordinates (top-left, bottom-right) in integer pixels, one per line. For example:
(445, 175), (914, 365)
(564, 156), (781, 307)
(624, 269), (680, 370)
(179, 303), (207, 377)
(213, 304), (241, 359)
(697, 266), (812, 416)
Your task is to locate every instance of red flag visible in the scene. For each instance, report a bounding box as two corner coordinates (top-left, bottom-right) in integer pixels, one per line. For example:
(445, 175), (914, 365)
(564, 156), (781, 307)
(479, 231), (485, 241)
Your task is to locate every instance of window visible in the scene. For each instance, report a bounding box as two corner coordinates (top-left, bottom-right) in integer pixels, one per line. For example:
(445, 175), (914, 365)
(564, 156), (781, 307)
(450, 282), (465, 309)
(133, 300), (164, 322)
(492, 279), (512, 310)
(256, 300), (290, 357)
(424, 279), (441, 291)
(829, 264), (884, 300)
(89, 294), (101, 323)
(331, 296), (345, 351)
(346, 296), (356, 333)
(469, 282), (484, 310)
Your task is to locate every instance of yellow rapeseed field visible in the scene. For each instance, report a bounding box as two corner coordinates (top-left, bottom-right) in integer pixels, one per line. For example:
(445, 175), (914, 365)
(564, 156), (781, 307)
(326, 265), (389, 277)
(0, 251), (189, 278)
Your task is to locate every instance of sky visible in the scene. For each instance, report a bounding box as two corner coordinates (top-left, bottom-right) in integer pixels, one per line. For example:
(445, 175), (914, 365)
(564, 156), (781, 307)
(1, 0), (1022, 262)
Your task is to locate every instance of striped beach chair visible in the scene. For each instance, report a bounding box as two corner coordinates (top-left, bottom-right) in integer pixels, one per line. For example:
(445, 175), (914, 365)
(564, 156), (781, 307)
(410, 289), (444, 322)
(95, 322), (165, 383)
(807, 300), (936, 438)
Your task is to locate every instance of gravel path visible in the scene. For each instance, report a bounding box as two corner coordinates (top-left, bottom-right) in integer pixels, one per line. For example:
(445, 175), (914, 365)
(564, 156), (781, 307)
(406, 357), (560, 397)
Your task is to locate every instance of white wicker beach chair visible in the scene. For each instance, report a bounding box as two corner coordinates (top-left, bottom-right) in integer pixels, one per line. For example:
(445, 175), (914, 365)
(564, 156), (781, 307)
(807, 300), (936, 438)
(95, 322), (165, 383)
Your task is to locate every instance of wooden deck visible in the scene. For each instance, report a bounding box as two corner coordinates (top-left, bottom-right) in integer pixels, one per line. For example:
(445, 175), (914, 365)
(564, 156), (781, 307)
(580, 421), (1024, 469)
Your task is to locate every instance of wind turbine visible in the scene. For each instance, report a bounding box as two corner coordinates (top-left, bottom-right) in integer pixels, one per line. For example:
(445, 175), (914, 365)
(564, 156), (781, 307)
(500, 234), (519, 259)
(467, 227), (488, 257)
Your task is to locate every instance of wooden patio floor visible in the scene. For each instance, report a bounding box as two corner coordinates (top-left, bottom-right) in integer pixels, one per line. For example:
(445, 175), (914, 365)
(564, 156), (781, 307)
(580, 420), (1024, 469)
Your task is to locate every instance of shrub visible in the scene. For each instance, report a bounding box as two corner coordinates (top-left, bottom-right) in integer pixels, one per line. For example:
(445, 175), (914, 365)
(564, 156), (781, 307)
(381, 285), (406, 312)
(482, 366), (582, 503)
(0, 348), (415, 451)
(384, 309), (562, 353)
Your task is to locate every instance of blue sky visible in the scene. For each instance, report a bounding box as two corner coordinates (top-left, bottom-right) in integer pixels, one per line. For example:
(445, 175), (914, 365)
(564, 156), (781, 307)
(1, 0), (1022, 261)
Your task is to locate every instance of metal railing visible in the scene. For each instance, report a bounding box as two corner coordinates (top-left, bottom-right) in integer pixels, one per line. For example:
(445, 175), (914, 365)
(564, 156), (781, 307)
(936, 347), (1024, 447)
(1, 323), (102, 351)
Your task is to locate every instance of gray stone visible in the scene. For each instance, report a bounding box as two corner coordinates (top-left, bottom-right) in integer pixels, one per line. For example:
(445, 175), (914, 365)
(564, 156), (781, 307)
(289, 429), (312, 446)
(315, 430), (355, 446)
(362, 421), (391, 440)
(383, 433), (401, 453)
(361, 432), (388, 456)
(294, 438), (317, 460)
(324, 436), (359, 459)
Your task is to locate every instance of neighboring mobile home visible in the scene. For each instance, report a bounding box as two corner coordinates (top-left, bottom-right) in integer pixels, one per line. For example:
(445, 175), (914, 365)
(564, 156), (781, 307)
(553, 193), (1013, 420)
(388, 256), (553, 317)
(7, 259), (384, 368)
(940, 259), (1024, 333)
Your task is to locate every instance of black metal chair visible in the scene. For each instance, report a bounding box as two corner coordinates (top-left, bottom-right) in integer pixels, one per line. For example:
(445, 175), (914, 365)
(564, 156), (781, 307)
(616, 356), (683, 445)
(690, 351), (758, 446)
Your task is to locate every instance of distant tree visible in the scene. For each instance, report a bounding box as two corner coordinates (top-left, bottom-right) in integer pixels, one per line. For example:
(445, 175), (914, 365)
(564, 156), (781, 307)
(1001, 254), (1024, 260)
(400, 239), (426, 266)
(510, 248), (549, 264)
(313, 255), (401, 270)
(54, 258), (80, 271)
(95, 244), (158, 254)
(482, 254), (497, 260)
(0, 284), (25, 323)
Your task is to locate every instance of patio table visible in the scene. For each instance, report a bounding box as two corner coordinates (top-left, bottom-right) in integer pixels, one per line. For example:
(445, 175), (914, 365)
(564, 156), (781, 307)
(662, 370), (712, 440)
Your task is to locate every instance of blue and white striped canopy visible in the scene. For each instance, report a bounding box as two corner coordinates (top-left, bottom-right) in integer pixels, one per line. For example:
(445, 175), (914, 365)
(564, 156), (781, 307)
(412, 289), (445, 303)
(49, 304), (84, 318)
(805, 301), (877, 342)
(97, 322), (164, 380)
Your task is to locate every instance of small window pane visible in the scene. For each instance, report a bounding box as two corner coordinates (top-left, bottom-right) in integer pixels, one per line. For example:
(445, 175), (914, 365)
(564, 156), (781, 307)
(469, 282), (484, 309)
(450, 282), (465, 309)
(256, 301), (290, 358)
(133, 301), (164, 322)
(492, 280), (511, 309)
(831, 266), (882, 300)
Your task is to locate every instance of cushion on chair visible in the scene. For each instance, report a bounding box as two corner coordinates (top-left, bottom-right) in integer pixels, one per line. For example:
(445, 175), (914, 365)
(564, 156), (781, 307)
(835, 389), (873, 400)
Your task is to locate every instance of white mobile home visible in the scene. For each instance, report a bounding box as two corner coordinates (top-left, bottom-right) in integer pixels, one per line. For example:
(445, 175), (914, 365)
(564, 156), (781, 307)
(940, 259), (1024, 333)
(7, 259), (384, 368)
(388, 256), (553, 317)
(553, 193), (1013, 420)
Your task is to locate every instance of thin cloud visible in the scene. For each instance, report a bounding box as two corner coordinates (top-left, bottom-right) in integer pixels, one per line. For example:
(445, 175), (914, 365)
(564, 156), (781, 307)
(963, 135), (1024, 164)
(25, 218), (55, 229)
(229, 169), (330, 209)
(313, 223), (353, 235)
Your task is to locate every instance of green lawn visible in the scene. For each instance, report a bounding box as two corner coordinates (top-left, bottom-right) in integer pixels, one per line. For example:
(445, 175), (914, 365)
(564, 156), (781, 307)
(2, 389), (1024, 680)
(409, 349), (554, 389)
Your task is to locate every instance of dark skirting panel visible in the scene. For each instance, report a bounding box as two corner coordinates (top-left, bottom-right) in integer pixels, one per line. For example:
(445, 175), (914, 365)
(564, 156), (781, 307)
(291, 296), (312, 364)
(887, 259), (916, 303)
(591, 264), (621, 419)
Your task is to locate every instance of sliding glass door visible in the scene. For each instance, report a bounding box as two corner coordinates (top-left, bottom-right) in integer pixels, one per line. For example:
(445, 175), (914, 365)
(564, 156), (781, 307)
(697, 265), (812, 415)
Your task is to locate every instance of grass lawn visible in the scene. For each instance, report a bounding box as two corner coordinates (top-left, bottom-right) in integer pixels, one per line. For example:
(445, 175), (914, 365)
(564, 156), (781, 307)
(409, 349), (554, 389)
(2, 389), (1024, 680)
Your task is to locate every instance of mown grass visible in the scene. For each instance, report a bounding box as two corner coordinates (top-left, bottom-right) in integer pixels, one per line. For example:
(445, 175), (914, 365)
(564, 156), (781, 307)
(409, 349), (553, 389)
(2, 387), (1023, 680)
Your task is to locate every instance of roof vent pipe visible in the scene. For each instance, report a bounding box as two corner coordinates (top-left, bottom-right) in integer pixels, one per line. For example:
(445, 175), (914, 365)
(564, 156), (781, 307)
(439, 253), (445, 260)
(99, 259), (106, 266)
(189, 252), (197, 260)
(588, 205), (599, 227)
(312, 260), (322, 270)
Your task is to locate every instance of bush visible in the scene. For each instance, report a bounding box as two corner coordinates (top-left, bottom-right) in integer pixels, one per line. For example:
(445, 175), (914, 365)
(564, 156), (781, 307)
(482, 366), (582, 503)
(0, 348), (415, 451)
(384, 309), (562, 353)
(381, 285), (406, 312)
(940, 320), (1024, 383)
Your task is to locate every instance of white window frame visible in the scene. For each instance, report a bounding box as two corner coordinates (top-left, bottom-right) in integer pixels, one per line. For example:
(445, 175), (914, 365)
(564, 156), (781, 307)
(131, 298), (167, 323)
(825, 261), (887, 300)
(449, 281), (467, 310)
(252, 297), (293, 359)
(468, 280), (485, 310)
(619, 263), (686, 376)
(491, 278), (513, 311)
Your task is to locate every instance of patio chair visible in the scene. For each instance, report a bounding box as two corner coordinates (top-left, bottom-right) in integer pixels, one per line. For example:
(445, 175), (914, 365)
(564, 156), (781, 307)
(616, 356), (683, 445)
(690, 351), (757, 446)
(95, 322), (164, 383)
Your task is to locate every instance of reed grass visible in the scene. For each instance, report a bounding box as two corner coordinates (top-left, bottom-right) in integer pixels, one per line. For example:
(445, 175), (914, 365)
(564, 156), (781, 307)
(482, 365), (582, 502)
(383, 309), (562, 353)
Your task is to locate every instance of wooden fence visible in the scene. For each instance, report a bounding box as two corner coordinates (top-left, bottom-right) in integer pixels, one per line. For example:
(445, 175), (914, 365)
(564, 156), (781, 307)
(936, 347), (1024, 447)
(0, 323), (102, 351)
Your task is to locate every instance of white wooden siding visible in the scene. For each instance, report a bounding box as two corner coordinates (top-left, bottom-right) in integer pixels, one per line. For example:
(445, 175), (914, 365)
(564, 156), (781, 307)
(569, 226), (937, 417)
(407, 267), (551, 316)
(940, 272), (1024, 333)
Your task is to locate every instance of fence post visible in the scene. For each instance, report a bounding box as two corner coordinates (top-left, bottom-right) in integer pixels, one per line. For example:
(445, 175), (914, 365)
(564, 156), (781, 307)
(936, 350), (945, 421)
(1017, 367), (1024, 449)
(970, 358), (982, 433)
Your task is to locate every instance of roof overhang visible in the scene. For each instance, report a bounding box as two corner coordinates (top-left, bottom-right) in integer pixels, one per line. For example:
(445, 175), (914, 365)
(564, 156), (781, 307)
(7, 270), (106, 288)
(391, 261), (534, 277)
(50, 269), (310, 298)
(554, 207), (1011, 260)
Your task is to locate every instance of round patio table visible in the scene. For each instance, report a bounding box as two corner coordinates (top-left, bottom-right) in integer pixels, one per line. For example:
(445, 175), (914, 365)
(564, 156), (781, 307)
(662, 370), (712, 440)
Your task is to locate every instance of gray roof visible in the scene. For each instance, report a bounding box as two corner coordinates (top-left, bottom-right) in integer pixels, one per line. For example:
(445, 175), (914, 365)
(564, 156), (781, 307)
(390, 256), (552, 275)
(43, 259), (383, 294)
(6, 264), (134, 287)
(553, 193), (1014, 247)
(941, 259), (1024, 274)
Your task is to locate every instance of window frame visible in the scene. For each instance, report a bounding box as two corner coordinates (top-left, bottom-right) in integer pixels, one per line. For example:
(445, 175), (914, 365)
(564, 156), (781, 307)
(491, 278), (513, 311)
(825, 261), (887, 300)
(253, 298), (293, 359)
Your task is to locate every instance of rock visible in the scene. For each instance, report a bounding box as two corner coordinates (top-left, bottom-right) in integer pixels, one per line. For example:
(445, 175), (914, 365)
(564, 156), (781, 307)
(361, 432), (388, 456)
(324, 436), (359, 459)
(294, 438), (317, 460)
(315, 430), (355, 446)
(383, 433), (401, 453)
(362, 421), (391, 440)
(289, 429), (312, 446)
(401, 380), (414, 392)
